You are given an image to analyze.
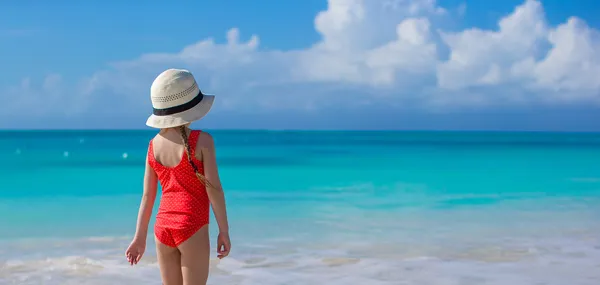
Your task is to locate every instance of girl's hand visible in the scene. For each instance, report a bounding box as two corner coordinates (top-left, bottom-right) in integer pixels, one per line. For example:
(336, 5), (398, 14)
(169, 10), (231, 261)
(217, 232), (231, 259)
(125, 237), (146, 265)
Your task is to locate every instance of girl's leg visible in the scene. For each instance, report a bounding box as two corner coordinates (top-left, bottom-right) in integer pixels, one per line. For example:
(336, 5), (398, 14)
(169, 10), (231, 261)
(178, 225), (210, 285)
(155, 237), (184, 285)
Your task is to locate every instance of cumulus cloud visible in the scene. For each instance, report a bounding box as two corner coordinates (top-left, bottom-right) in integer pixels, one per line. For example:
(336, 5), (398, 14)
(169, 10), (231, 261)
(437, 0), (600, 105)
(437, 0), (549, 90)
(3, 0), (600, 119)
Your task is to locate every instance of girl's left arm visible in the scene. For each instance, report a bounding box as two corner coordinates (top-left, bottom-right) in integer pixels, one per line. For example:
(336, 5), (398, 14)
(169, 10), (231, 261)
(133, 155), (159, 241)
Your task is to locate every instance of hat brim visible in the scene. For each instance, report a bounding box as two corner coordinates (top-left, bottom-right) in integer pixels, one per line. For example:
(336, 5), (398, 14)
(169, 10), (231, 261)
(146, 95), (215, 129)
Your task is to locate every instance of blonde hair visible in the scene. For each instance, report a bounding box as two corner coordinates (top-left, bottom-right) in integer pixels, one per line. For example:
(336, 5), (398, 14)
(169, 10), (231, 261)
(174, 125), (215, 189)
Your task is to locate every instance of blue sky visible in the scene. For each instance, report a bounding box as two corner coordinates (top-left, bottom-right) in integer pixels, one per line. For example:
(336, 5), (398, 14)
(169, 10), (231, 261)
(1, 0), (600, 130)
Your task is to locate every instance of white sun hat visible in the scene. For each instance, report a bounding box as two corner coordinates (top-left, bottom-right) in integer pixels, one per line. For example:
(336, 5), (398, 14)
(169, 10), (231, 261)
(146, 68), (215, 129)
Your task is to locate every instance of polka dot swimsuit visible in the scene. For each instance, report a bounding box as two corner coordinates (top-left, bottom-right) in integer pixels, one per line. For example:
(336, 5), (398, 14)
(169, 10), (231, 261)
(148, 130), (210, 248)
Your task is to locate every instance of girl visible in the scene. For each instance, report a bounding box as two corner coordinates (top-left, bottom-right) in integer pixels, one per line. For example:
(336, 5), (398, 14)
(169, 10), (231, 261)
(125, 68), (231, 285)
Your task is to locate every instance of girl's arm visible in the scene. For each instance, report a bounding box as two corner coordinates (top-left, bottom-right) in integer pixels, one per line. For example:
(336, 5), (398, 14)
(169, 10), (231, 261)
(201, 132), (229, 233)
(133, 155), (159, 240)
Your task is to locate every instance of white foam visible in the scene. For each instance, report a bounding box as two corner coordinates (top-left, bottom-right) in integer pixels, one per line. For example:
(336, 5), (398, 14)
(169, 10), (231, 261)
(1, 235), (599, 285)
(122, 153), (128, 159)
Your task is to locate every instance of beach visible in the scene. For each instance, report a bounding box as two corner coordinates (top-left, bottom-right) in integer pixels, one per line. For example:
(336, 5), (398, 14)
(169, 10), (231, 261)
(1, 130), (600, 284)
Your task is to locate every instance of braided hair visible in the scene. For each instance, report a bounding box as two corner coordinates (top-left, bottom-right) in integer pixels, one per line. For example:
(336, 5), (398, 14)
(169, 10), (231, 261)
(178, 126), (215, 189)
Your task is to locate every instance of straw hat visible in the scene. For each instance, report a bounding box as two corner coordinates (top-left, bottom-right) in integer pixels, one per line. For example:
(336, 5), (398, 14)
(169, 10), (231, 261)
(146, 69), (215, 129)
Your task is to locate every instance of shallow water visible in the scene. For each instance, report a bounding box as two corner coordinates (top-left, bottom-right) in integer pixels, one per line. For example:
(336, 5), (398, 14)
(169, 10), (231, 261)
(1, 130), (600, 284)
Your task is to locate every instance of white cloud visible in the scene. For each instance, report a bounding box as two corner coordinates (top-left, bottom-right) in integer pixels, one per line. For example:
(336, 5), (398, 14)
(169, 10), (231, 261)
(437, 0), (600, 105)
(437, 0), (549, 90)
(532, 18), (600, 94)
(3, 0), (600, 119)
(3, 74), (63, 116)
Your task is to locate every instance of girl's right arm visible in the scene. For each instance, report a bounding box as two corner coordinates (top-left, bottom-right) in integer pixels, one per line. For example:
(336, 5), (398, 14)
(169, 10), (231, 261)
(126, 155), (158, 265)
(133, 155), (159, 240)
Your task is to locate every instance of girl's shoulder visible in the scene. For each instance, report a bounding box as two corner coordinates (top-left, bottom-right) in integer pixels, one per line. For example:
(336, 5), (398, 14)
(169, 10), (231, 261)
(194, 130), (215, 150)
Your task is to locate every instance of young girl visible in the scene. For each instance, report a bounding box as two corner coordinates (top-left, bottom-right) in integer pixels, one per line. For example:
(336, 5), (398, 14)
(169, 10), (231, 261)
(125, 68), (231, 285)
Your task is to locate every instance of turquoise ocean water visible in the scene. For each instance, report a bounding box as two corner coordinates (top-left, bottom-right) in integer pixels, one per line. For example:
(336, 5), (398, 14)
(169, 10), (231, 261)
(1, 130), (600, 284)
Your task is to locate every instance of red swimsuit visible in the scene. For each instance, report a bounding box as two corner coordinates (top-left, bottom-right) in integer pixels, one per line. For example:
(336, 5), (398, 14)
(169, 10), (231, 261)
(148, 130), (210, 247)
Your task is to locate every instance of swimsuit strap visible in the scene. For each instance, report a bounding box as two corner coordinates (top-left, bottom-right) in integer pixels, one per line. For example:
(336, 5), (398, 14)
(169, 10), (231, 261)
(148, 139), (154, 161)
(147, 139), (156, 166)
(188, 130), (202, 157)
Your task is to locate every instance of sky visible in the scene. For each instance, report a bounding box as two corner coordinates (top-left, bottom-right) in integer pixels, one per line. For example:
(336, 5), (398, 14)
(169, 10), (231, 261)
(1, 0), (599, 131)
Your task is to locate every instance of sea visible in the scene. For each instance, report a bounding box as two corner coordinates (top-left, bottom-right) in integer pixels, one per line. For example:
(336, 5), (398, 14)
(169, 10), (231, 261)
(1, 130), (599, 285)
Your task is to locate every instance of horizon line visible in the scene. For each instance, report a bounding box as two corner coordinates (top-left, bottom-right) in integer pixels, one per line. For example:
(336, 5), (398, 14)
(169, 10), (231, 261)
(1, 128), (600, 134)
